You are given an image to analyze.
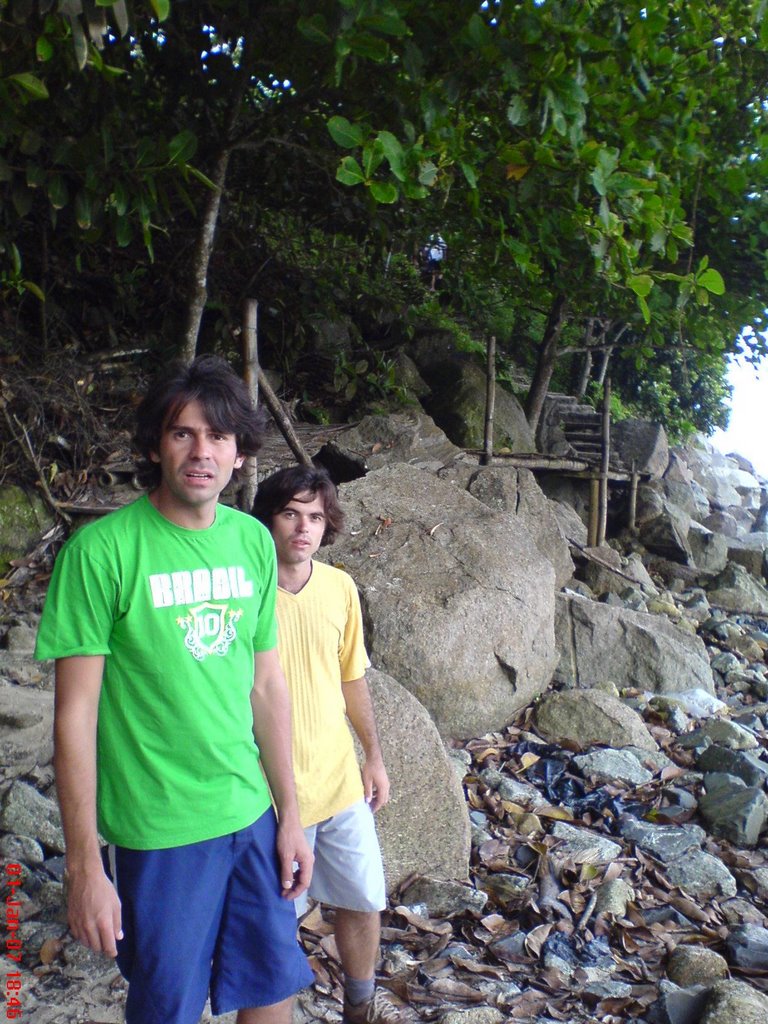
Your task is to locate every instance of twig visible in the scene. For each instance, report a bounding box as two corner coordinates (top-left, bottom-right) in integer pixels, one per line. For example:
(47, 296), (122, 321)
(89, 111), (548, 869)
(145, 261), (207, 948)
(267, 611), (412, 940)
(0, 402), (71, 524)
(576, 891), (597, 932)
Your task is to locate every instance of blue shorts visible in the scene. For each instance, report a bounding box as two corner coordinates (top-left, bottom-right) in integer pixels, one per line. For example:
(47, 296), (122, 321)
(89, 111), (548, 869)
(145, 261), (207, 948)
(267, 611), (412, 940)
(103, 808), (314, 1024)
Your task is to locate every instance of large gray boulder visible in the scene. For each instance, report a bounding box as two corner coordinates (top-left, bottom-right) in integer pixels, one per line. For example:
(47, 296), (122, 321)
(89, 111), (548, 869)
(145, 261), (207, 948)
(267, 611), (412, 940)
(707, 562), (768, 614)
(554, 593), (715, 694)
(333, 412), (462, 474)
(612, 419), (669, 477)
(688, 522), (729, 575)
(636, 483), (693, 564)
(325, 465), (558, 738)
(0, 681), (54, 783)
(534, 689), (656, 751)
(466, 466), (574, 589)
(726, 535), (768, 582)
(364, 668), (471, 891)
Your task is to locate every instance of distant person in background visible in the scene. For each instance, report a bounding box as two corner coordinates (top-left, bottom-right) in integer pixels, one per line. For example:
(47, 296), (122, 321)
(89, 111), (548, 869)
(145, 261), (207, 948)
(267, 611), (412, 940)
(36, 355), (313, 1024)
(254, 466), (408, 1024)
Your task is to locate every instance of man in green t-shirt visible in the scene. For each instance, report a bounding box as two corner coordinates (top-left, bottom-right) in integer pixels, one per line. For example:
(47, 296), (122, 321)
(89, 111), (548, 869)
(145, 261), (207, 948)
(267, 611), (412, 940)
(35, 356), (314, 1024)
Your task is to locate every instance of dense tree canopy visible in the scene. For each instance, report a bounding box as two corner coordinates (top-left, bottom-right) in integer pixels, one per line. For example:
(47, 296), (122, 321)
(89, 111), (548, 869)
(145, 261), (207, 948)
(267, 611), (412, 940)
(2, 0), (768, 438)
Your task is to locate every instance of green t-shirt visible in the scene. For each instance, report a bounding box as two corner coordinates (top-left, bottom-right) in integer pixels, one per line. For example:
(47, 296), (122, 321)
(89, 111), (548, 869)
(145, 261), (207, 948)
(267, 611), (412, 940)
(35, 495), (276, 849)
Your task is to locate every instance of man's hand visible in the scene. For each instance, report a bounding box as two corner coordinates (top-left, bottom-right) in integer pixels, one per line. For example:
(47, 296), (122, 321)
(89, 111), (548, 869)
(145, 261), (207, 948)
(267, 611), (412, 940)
(66, 866), (123, 957)
(362, 756), (390, 813)
(276, 819), (314, 900)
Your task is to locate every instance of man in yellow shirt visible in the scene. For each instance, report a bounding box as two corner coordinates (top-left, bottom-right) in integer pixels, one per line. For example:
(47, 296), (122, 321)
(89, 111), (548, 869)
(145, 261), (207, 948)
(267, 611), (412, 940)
(254, 467), (407, 1024)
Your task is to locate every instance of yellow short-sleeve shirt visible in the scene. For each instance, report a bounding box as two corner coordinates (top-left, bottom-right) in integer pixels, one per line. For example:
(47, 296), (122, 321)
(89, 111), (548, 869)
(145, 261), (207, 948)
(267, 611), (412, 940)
(276, 560), (369, 827)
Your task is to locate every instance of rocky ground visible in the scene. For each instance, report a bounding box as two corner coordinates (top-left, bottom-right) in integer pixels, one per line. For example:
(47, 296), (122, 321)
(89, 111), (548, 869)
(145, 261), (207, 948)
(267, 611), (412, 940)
(2, 562), (768, 1024)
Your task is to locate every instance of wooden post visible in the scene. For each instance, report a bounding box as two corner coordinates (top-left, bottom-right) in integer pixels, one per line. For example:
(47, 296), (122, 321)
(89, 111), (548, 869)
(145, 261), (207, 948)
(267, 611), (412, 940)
(588, 476), (599, 547)
(598, 376), (611, 545)
(482, 335), (496, 466)
(239, 298), (259, 512)
(628, 460), (639, 534)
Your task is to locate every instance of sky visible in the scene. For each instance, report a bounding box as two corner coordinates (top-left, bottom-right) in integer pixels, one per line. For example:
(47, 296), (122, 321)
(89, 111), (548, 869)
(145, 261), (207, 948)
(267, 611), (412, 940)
(709, 354), (768, 480)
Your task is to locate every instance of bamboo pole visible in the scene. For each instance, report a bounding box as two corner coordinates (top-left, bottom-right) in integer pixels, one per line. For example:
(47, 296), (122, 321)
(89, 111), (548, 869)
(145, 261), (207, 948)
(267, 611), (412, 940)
(598, 376), (611, 545)
(482, 335), (496, 465)
(628, 461), (639, 534)
(239, 298), (259, 512)
(587, 476), (599, 547)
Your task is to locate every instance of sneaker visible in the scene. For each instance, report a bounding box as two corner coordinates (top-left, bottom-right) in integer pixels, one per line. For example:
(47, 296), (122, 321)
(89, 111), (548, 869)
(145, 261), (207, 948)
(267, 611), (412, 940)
(343, 988), (413, 1024)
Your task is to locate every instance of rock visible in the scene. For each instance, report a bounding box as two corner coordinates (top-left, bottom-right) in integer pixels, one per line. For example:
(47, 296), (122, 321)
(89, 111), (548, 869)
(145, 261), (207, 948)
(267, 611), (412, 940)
(725, 924), (768, 970)
(554, 593), (715, 695)
(5, 622), (37, 653)
(439, 1010), (504, 1024)
(664, 849), (737, 900)
(550, 499), (589, 548)
(480, 768), (552, 810)
(365, 668), (471, 890)
(0, 680), (54, 781)
(0, 833), (45, 866)
(636, 484), (693, 564)
(707, 562), (768, 615)
(326, 465), (557, 738)
(466, 466), (574, 588)
(573, 749), (654, 786)
(667, 945), (729, 987)
(686, 719), (759, 751)
(334, 411), (463, 474)
(0, 781), (65, 853)
(726, 535), (768, 582)
(398, 876), (488, 917)
(704, 510), (743, 539)
(0, 485), (54, 576)
(593, 878), (634, 918)
(688, 523), (729, 575)
(619, 817), (705, 863)
(647, 980), (709, 1024)
(612, 419), (669, 477)
(549, 822), (622, 864)
(534, 688), (656, 751)
(700, 979), (768, 1024)
(696, 745), (768, 788)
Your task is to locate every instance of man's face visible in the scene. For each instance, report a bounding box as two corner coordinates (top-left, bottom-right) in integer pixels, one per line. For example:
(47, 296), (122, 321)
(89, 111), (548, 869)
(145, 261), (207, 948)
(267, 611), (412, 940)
(270, 491), (326, 567)
(149, 399), (243, 524)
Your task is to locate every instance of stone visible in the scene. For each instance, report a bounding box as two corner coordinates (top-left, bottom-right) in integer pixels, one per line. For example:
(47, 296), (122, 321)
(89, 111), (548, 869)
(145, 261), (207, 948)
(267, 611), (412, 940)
(707, 562), (768, 615)
(334, 411), (462, 474)
(647, 980), (709, 1024)
(725, 924), (768, 970)
(593, 878), (634, 918)
(550, 499), (589, 548)
(0, 680), (54, 782)
(700, 979), (768, 1024)
(619, 817), (705, 863)
(325, 465), (557, 738)
(726, 536), (768, 581)
(554, 593), (715, 695)
(398, 876), (488, 917)
(0, 485), (54, 576)
(573, 749), (654, 787)
(612, 419), (669, 476)
(664, 849), (737, 900)
(667, 945), (729, 987)
(636, 486), (693, 564)
(0, 781), (64, 853)
(365, 668), (471, 890)
(688, 523), (729, 575)
(439, 1010), (504, 1024)
(466, 466), (574, 588)
(696, 745), (768, 788)
(0, 833), (44, 866)
(480, 768), (552, 810)
(534, 688), (657, 751)
(704, 510), (743, 539)
(549, 822), (622, 864)
(688, 719), (759, 750)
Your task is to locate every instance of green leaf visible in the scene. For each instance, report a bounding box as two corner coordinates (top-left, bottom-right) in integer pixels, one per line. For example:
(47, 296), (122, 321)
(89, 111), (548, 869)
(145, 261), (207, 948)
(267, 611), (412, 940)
(377, 131), (405, 180)
(26, 163), (46, 188)
(48, 175), (68, 209)
(362, 141), (384, 178)
(186, 165), (217, 190)
(150, 0), (170, 20)
(628, 274), (654, 298)
(36, 36), (54, 62)
(336, 156), (366, 186)
(115, 215), (132, 247)
(8, 73), (49, 100)
(327, 116), (364, 149)
(368, 180), (398, 203)
(75, 191), (93, 230)
(298, 14), (332, 45)
(168, 129), (197, 165)
(348, 32), (389, 61)
(460, 161), (477, 189)
(637, 294), (651, 324)
(22, 280), (46, 302)
(418, 160), (438, 186)
(697, 268), (725, 295)
(507, 95), (529, 127)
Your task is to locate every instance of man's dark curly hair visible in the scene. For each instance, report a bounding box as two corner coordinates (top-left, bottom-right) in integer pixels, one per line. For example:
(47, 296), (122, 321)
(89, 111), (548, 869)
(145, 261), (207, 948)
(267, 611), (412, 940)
(133, 354), (267, 488)
(252, 465), (345, 546)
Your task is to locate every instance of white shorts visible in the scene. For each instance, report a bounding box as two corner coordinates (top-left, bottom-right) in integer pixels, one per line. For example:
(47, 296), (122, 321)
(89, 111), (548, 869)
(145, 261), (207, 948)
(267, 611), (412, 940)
(296, 799), (386, 916)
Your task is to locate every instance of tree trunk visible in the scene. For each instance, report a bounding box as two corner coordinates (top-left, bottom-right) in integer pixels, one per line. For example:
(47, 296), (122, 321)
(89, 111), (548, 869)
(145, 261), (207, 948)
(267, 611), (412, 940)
(239, 298), (260, 513)
(180, 148), (231, 363)
(524, 294), (569, 436)
(575, 318), (596, 400)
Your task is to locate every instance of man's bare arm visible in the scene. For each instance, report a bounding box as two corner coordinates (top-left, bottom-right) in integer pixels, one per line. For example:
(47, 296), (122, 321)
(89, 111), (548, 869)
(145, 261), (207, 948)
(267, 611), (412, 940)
(54, 656), (123, 957)
(250, 647), (313, 900)
(342, 676), (390, 812)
